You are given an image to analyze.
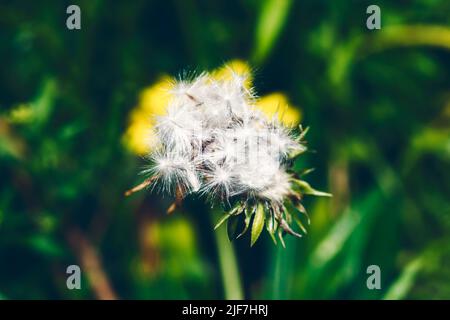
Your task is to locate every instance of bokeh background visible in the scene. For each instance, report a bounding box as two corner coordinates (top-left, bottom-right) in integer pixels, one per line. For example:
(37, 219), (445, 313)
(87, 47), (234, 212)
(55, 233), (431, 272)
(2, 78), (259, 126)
(1, 0), (449, 299)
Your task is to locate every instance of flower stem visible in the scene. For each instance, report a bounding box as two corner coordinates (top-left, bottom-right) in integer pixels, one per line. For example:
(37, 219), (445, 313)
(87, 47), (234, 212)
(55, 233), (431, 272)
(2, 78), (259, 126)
(271, 237), (295, 299)
(212, 210), (244, 300)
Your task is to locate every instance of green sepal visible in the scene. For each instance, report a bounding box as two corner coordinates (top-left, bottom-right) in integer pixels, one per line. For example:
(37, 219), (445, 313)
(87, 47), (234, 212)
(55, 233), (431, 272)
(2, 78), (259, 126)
(292, 179), (332, 197)
(227, 214), (243, 241)
(250, 203), (266, 246)
(214, 212), (232, 230)
(236, 205), (255, 239)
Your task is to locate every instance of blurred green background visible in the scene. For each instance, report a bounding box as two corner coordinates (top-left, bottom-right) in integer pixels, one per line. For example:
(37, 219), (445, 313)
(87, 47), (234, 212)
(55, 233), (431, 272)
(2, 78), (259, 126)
(1, 0), (449, 300)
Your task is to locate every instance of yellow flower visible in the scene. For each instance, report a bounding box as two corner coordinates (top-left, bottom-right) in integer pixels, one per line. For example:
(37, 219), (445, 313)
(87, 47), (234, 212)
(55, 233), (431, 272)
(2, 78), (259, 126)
(122, 108), (154, 155)
(122, 76), (172, 155)
(138, 76), (173, 114)
(256, 92), (302, 126)
(212, 59), (253, 89)
(123, 61), (302, 155)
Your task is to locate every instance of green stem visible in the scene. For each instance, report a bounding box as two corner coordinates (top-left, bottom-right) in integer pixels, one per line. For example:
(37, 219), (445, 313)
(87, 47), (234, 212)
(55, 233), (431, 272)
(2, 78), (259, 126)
(271, 237), (295, 299)
(212, 210), (244, 300)
(272, 246), (284, 299)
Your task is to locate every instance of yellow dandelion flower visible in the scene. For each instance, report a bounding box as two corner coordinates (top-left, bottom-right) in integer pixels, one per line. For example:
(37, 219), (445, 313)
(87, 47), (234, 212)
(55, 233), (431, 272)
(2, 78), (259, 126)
(256, 92), (302, 126)
(122, 108), (154, 155)
(212, 59), (253, 89)
(138, 75), (173, 114)
(122, 76), (173, 155)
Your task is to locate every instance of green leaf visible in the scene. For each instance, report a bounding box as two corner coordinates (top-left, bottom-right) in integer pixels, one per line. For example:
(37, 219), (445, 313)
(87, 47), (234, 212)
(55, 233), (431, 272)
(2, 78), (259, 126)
(383, 255), (424, 300)
(298, 126), (310, 140)
(288, 145), (307, 158)
(26, 235), (65, 257)
(228, 202), (243, 215)
(214, 212), (232, 230)
(291, 201), (310, 225)
(292, 179), (332, 197)
(227, 214), (243, 242)
(293, 214), (308, 234)
(252, 0), (292, 64)
(265, 211), (278, 245)
(298, 168), (315, 177)
(237, 206), (255, 239)
(251, 203), (266, 246)
(214, 202), (245, 230)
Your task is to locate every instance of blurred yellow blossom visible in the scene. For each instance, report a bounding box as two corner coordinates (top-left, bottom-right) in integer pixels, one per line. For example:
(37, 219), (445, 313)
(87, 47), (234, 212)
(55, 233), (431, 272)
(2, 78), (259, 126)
(138, 76), (173, 114)
(256, 92), (302, 126)
(123, 61), (302, 155)
(212, 59), (253, 89)
(122, 76), (172, 155)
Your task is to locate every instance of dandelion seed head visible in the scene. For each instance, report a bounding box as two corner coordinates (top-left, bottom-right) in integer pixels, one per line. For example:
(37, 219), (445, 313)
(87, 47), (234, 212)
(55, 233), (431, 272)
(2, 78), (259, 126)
(144, 69), (306, 205)
(126, 65), (332, 245)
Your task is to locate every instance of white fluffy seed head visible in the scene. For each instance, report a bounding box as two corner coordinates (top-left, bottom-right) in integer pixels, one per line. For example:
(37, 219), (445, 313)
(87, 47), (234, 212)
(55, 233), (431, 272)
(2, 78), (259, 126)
(146, 71), (305, 204)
